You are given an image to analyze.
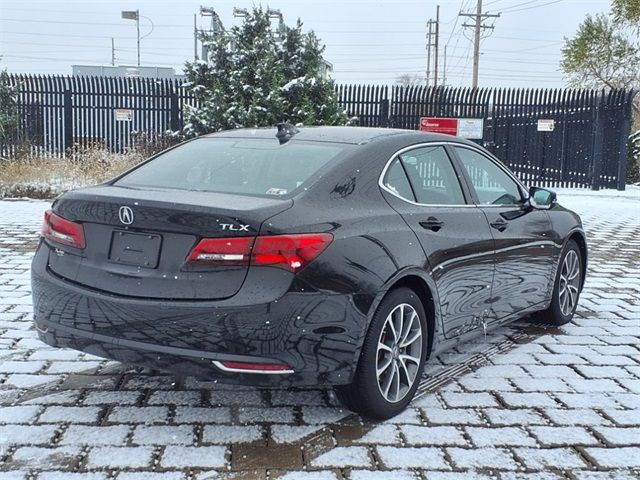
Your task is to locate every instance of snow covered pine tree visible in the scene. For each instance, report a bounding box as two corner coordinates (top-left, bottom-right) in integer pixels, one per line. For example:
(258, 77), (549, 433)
(182, 6), (349, 136)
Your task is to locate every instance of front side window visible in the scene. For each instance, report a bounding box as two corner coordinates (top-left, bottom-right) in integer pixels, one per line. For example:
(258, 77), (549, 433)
(398, 146), (465, 205)
(454, 147), (523, 205)
(116, 138), (346, 197)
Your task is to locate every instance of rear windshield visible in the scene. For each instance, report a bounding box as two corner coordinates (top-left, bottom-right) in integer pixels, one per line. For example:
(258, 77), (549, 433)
(115, 138), (345, 197)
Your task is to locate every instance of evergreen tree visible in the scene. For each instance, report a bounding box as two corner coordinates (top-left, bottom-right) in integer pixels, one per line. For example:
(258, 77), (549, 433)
(182, 7), (348, 136)
(0, 69), (19, 148)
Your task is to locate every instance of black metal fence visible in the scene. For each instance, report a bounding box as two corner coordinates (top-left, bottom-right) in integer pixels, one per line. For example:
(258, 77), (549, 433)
(339, 85), (635, 191)
(2, 75), (190, 156)
(2, 74), (635, 190)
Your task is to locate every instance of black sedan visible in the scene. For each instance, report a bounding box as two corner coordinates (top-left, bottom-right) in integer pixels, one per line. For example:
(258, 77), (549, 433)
(32, 125), (586, 419)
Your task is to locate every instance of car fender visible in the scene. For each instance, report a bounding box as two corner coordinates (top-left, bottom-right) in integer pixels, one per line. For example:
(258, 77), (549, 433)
(558, 226), (588, 289)
(365, 265), (443, 357)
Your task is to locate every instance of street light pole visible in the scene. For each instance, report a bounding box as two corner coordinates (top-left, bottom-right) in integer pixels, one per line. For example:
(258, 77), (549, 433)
(121, 10), (142, 66)
(136, 9), (140, 66)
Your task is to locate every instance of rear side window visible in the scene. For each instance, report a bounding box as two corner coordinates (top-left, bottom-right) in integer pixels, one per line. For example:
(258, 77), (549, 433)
(383, 158), (416, 202)
(398, 146), (465, 205)
(116, 138), (345, 197)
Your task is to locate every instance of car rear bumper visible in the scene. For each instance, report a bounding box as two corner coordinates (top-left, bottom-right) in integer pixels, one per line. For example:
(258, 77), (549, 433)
(31, 246), (368, 387)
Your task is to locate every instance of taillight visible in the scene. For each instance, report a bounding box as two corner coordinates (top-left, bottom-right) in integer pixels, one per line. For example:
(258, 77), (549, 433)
(41, 210), (86, 249)
(252, 233), (333, 272)
(187, 233), (333, 272)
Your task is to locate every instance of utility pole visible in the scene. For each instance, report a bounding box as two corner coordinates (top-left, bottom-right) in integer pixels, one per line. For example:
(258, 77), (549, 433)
(425, 19), (436, 86)
(193, 14), (199, 61)
(434, 5), (440, 87)
(443, 45), (447, 86)
(111, 38), (115, 66)
(136, 11), (140, 66)
(460, 0), (500, 88)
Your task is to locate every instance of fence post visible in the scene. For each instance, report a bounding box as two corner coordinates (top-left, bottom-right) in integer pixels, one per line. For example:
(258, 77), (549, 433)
(63, 89), (73, 154)
(170, 90), (180, 132)
(590, 95), (604, 190)
(379, 99), (389, 128)
(616, 91), (633, 191)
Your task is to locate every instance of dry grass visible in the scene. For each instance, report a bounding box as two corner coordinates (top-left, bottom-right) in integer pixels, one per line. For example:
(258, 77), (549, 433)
(0, 149), (145, 199)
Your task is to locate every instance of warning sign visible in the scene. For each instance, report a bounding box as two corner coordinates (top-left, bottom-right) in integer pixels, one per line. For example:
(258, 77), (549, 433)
(419, 117), (484, 139)
(537, 119), (555, 132)
(456, 118), (484, 139)
(114, 109), (133, 122)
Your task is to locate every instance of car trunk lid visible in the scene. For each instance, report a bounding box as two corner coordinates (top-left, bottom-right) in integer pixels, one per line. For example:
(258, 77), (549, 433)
(46, 185), (293, 300)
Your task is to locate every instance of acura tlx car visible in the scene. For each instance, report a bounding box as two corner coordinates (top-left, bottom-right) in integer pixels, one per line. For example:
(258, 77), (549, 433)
(32, 125), (586, 419)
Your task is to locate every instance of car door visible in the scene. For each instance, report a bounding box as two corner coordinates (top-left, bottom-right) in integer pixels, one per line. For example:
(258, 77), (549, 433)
(451, 145), (555, 321)
(380, 143), (495, 339)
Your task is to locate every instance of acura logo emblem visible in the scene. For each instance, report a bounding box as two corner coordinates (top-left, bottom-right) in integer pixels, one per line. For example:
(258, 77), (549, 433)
(118, 206), (134, 225)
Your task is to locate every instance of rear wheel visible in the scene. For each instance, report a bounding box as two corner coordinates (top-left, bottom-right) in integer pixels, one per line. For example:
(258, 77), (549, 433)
(335, 287), (428, 419)
(533, 239), (583, 325)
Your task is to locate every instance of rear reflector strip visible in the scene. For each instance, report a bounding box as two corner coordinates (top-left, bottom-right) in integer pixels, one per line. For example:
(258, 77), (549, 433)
(195, 253), (246, 262)
(187, 237), (254, 265)
(213, 360), (294, 374)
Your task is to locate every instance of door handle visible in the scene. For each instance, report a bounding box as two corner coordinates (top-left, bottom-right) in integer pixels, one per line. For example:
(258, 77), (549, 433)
(490, 218), (508, 232)
(420, 217), (444, 232)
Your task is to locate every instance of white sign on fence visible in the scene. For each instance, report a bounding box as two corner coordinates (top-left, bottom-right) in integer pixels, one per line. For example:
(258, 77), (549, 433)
(114, 109), (133, 122)
(537, 119), (555, 132)
(456, 118), (484, 139)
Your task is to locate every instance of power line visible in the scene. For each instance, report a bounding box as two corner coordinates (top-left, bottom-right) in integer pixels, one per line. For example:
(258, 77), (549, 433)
(498, 0), (566, 14)
(490, 0), (544, 13)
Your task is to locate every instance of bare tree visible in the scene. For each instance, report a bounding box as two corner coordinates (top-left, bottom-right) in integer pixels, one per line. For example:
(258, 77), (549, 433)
(395, 73), (423, 87)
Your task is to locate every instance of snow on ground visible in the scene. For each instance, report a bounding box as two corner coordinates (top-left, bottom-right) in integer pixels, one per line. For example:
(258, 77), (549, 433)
(0, 187), (638, 478)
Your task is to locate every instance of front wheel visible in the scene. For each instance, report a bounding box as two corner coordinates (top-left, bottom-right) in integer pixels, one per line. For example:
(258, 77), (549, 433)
(335, 287), (428, 420)
(533, 239), (583, 325)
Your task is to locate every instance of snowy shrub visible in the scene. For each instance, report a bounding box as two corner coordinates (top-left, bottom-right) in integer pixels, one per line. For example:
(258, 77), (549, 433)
(0, 148), (145, 199)
(130, 131), (182, 159)
(182, 7), (349, 136)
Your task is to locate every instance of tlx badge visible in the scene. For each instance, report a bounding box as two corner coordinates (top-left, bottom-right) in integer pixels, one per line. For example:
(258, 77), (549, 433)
(220, 223), (250, 232)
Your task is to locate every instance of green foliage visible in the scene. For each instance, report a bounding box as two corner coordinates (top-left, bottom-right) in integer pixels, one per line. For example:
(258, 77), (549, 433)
(561, 13), (640, 89)
(562, 2), (640, 185)
(182, 7), (348, 136)
(0, 69), (19, 147)
(612, 0), (640, 27)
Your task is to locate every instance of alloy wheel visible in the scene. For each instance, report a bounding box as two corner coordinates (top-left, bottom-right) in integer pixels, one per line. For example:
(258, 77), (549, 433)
(375, 303), (423, 403)
(559, 250), (580, 317)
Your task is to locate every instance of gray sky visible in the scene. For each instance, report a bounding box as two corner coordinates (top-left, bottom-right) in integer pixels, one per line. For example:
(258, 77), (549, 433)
(0, 0), (612, 87)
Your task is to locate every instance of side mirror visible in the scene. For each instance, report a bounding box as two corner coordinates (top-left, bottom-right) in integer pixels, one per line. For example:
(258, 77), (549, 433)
(529, 186), (557, 209)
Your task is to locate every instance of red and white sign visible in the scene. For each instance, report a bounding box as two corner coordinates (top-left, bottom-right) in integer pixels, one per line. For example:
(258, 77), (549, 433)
(419, 117), (458, 136)
(419, 117), (484, 139)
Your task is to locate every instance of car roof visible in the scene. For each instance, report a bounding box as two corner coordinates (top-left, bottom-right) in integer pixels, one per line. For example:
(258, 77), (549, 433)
(205, 125), (474, 146)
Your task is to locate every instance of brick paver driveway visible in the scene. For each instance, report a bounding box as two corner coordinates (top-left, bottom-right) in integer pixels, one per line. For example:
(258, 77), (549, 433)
(0, 188), (639, 480)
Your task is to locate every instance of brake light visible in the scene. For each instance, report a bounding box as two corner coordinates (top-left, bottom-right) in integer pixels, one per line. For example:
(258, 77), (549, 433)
(41, 210), (86, 249)
(187, 233), (333, 272)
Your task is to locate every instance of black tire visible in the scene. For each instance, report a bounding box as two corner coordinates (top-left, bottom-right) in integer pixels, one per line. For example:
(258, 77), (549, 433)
(335, 287), (428, 420)
(532, 239), (583, 326)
